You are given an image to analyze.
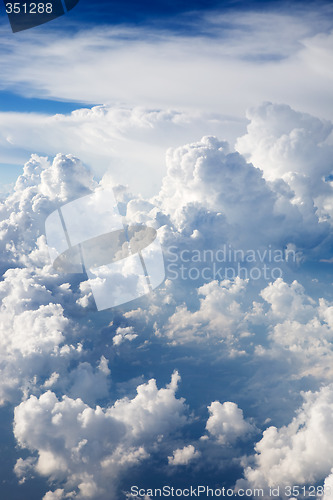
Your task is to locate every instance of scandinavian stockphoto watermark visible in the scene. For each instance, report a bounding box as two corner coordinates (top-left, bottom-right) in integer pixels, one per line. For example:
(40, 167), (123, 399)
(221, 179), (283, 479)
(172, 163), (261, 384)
(44, 186), (299, 309)
(166, 244), (299, 282)
(44, 186), (165, 311)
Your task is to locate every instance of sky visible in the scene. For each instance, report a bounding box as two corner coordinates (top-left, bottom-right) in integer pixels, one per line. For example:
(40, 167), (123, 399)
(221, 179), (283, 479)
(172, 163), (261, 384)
(0, 0), (333, 499)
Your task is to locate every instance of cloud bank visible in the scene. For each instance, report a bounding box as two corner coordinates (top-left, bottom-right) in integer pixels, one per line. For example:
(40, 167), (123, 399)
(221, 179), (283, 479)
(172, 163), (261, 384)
(0, 102), (332, 498)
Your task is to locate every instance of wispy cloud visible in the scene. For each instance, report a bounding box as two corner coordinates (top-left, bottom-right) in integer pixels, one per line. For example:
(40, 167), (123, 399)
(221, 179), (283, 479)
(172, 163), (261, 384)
(0, 5), (332, 118)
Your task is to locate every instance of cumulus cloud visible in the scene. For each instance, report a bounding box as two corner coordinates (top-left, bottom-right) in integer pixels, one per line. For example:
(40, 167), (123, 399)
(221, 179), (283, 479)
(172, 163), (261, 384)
(157, 134), (329, 254)
(168, 444), (200, 466)
(323, 472), (333, 500)
(0, 264), (74, 404)
(260, 278), (316, 323)
(161, 278), (249, 349)
(236, 102), (333, 231)
(236, 102), (333, 181)
(238, 384), (333, 491)
(0, 152), (95, 269)
(158, 136), (276, 242)
(0, 153), (100, 404)
(151, 272), (333, 384)
(0, 106), (244, 197)
(0, 100), (332, 497)
(254, 279), (333, 380)
(205, 401), (255, 445)
(113, 326), (138, 346)
(43, 491), (66, 500)
(14, 372), (188, 499)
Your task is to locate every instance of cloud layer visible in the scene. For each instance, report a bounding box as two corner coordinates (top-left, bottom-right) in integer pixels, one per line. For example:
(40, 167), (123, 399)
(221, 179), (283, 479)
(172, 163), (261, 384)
(0, 101), (332, 498)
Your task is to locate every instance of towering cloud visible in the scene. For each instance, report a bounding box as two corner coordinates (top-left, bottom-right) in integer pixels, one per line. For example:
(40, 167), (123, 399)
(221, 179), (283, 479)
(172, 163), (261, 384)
(0, 102), (332, 498)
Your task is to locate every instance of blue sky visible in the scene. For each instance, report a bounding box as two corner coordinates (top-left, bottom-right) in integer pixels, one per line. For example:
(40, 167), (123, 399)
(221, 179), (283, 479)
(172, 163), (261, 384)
(0, 1), (333, 499)
(2, 0), (322, 29)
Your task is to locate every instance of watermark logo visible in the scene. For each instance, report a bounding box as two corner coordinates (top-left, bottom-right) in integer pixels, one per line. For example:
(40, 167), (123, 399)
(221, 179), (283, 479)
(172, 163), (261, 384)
(4, 0), (80, 33)
(45, 186), (165, 311)
(166, 245), (299, 282)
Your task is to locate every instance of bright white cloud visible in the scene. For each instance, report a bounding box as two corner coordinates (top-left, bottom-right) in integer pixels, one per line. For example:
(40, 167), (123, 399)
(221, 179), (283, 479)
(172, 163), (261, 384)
(14, 372), (188, 499)
(0, 106), (243, 197)
(255, 279), (333, 380)
(162, 278), (249, 349)
(157, 132), (329, 253)
(323, 471), (333, 500)
(168, 444), (200, 466)
(260, 279), (316, 323)
(236, 102), (333, 181)
(113, 326), (138, 346)
(0, 153), (103, 404)
(236, 102), (333, 226)
(238, 384), (333, 490)
(205, 401), (254, 445)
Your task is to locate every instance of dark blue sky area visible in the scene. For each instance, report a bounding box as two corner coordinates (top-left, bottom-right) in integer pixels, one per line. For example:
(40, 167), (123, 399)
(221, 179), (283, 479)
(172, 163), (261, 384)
(71, 0), (326, 25)
(1, 0), (328, 33)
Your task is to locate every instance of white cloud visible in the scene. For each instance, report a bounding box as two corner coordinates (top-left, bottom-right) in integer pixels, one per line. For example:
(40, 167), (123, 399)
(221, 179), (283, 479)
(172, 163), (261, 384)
(0, 8), (332, 120)
(0, 152), (95, 269)
(66, 357), (111, 406)
(0, 265), (70, 403)
(43, 490), (65, 500)
(323, 471), (333, 500)
(238, 384), (333, 490)
(205, 401), (255, 445)
(236, 102), (333, 182)
(0, 6), (332, 199)
(113, 326), (138, 346)
(260, 279), (316, 323)
(236, 102), (333, 227)
(162, 278), (249, 348)
(0, 153), (100, 404)
(158, 136), (275, 239)
(168, 444), (200, 466)
(14, 372), (188, 499)
(255, 279), (333, 380)
(0, 98), (332, 497)
(156, 133), (329, 253)
(0, 106), (243, 197)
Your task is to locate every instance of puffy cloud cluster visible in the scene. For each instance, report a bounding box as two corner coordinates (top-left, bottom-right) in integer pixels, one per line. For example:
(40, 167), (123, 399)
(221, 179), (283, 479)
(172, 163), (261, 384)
(158, 136), (278, 247)
(236, 102), (333, 182)
(14, 372), (188, 499)
(0, 106), (245, 197)
(238, 384), (333, 491)
(149, 271), (333, 386)
(0, 101), (332, 497)
(255, 279), (333, 380)
(157, 132), (329, 257)
(161, 277), (249, 351)
(0, 153), (106, 405)
(0, 153), (95, 269)
(112, 326), (138, 346)
(0, 266), (69, 403)
(236, 102), (333, 230)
